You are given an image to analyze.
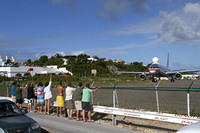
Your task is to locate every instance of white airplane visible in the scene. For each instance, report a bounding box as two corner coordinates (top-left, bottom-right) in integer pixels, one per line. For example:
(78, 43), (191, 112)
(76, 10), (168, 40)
(117, 55), (200, 82)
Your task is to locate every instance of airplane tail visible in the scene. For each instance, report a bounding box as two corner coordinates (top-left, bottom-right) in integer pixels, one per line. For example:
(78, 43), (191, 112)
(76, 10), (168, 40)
(166, 52), (169, 68)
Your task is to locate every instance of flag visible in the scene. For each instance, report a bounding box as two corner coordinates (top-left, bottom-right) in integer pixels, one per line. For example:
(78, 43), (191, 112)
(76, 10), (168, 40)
(27, 68), (33, 72)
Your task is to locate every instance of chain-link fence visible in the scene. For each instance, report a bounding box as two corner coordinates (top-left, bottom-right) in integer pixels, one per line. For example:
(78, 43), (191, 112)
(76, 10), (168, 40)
(0, 82), (12, 97)
(92, 80), (200, 116)
(1, 80), (200, 116)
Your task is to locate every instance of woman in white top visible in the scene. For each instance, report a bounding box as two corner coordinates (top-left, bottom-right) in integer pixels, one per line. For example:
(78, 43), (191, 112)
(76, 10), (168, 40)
(65, 82), (76, 118)
(44, 75), (52, 115)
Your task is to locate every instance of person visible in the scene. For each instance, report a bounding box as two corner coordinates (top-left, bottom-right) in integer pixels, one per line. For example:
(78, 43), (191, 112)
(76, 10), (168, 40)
(11, 82), (17, 103)
(26, 82), (35, 112)
(82, 83), (99, 122)
(44, 75), (52, 115)
(16, 84), (23, 108)
(73, 82), (83, 121)
(36, 82), (44, 114)
(65, 82), (76, 119)
(56, 81), (65, 117)
(33, 84), (38, 112)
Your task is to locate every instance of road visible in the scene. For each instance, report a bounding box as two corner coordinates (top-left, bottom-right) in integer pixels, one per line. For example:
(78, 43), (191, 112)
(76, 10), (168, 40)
(27, 112), (143, 133)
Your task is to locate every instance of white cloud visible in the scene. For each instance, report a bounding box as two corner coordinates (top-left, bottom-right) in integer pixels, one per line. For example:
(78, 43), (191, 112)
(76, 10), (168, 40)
(34, 51), (66, 59)
(184, 3), (200, 14)
(34, 50), (86, 59)
(99, 0), (148, 21)
(159, 3), (200, 43)
(107, 2), (200, 44)
(106, 17), (161, 35)
(86, 42), (157, 58)
(70, 50), (84, 56)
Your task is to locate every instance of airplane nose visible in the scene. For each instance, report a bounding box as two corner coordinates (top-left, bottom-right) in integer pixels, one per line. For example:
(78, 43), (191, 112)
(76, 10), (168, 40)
(150, 70), (156, 73)
(149, 69), (159, 73)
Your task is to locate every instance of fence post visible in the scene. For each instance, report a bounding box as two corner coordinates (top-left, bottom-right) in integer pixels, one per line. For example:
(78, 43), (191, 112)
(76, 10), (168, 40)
(155, 81), (161, 113)
(112, 84), (117, 126)
(7, 82), (10, 97)
(7, 86), (9, 97)
(187, 81), (193, 116)
(91, 81), (94, 105)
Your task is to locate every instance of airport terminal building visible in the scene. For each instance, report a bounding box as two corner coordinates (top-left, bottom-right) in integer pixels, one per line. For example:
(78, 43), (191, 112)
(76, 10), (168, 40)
(0, 65), (72, 77)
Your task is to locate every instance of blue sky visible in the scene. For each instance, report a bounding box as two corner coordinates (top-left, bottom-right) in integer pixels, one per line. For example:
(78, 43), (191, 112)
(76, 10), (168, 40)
(1, 0), (200, 69)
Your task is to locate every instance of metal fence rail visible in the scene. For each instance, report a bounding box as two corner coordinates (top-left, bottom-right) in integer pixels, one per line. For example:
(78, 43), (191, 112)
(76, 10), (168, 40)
(92, 81), (200, 125)
(1, 80), (200, 116)
(1, 80), (200, 126)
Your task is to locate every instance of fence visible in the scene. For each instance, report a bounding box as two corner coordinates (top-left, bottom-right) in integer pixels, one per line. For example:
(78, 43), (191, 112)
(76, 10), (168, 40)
(1, 80), (200, 123)
(90, 80), (200, 114)
(91, 80), (200, 125)
(0, 82), (11, 97)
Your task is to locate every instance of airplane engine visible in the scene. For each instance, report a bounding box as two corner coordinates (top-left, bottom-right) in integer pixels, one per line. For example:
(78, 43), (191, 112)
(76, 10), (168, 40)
(175, 73), (182, 80)
(140, 74), (146, 80)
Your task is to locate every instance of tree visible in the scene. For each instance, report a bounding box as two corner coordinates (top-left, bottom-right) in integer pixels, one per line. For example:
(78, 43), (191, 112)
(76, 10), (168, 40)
(23, 59), (32, 66)
(39, 56), (48, 65)
(13, 62), (19, 67)
(33, 60), (42, 66)
(77, 54), (90, 64)
(54, 53), (63, 58)
(130, 62), (148, 72)
(24, 72), (31, 77)
(5, 59), (11, 65)
(46, 57), (64, 66)
(16, 73), (22, 77)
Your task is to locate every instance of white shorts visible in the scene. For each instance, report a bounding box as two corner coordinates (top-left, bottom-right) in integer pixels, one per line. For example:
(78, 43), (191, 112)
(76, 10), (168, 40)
(12, 96), (16, 103)
(75, 101), (82, 110)
(44, 94), (52, 100)
(28, 99), (33, 105)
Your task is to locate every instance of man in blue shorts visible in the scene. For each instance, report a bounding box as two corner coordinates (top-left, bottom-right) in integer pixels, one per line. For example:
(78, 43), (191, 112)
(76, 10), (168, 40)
(37, 82), (44, 114)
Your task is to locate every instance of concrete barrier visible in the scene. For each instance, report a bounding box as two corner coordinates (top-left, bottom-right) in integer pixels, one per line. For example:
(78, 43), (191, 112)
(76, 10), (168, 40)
(93, 105), (200, 125)
(1, 96), (200, 125)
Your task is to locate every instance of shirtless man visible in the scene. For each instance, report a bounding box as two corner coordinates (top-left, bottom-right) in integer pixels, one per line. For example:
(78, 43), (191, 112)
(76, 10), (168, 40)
(56, 81), (65, 117)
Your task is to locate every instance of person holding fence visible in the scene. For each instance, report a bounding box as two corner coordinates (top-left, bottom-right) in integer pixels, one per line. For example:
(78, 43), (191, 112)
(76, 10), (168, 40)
(44, 74), (52, 115)
(82, 83), (99, 122)
(73, 82), (83, 121)
(56, 81), (65, 117)
(65, 82), (76, 119)
(37, 82), (44, 114)
(33, 84), (38, 112)
(16, 84), (23, 108)
(26, 82), (34, 112)
(11, 82), (17, 103)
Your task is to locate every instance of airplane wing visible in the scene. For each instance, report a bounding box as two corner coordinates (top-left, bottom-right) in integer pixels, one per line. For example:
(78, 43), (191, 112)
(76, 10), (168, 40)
(116, 71), (150, 74)
(166, 69), (200, 74)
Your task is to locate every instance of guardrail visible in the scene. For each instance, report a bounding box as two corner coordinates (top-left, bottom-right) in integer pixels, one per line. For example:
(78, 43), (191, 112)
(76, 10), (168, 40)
(93, 105), (200, 125)
(1, 96), (199, 126)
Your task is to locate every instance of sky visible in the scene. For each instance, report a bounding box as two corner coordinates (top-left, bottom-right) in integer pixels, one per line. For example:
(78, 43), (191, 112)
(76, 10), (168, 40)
(1, 0), (200, 69)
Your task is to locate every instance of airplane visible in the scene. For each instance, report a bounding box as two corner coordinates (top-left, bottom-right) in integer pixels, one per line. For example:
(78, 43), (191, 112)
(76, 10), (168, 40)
(117, 54), (200, 82)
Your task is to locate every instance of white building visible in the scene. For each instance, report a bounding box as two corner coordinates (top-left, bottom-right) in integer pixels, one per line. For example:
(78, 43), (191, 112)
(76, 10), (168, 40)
(87, 57), (97, 62)
(0, 56), (6, 66)
(0, 66), (72, 77)
(0, 56), (16, 67)
(62, 58), (68, 65)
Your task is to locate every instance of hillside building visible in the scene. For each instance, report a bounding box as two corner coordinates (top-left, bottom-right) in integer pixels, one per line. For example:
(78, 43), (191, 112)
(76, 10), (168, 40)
(0, 65), (72, 77)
